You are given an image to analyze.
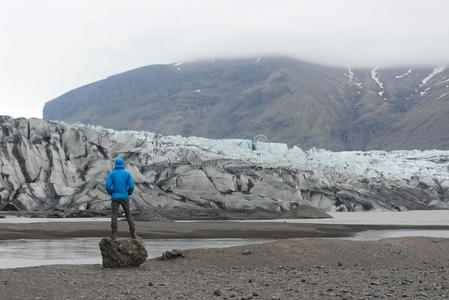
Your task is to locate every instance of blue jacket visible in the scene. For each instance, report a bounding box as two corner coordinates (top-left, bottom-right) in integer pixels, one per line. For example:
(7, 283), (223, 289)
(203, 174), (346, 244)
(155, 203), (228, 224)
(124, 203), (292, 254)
(105, 158), (135, 200)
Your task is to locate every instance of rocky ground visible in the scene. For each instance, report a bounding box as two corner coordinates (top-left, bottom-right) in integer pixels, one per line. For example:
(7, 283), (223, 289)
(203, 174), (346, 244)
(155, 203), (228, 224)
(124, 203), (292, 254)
(1, 237), (449, 299)
(1, 205), (331, 221)
(133, 205), (331, 221)
(3, 219), (449, 240)
(0, 220), (363, 240)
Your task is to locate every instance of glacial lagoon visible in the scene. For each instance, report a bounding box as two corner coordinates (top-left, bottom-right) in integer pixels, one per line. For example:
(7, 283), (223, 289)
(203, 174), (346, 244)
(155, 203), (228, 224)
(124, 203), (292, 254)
(1, 210), (449, 269)
(0, 238), (272, 269)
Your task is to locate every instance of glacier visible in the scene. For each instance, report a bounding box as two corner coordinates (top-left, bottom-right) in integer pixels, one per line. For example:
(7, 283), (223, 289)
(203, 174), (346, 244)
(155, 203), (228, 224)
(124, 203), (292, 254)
(0, 115), (448, 213)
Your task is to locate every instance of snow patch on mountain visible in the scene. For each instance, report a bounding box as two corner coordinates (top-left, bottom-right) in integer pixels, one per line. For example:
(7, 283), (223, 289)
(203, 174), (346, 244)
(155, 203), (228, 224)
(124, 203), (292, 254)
(437, 91), (449, 100)
(420, 87), (430, 96)
(173, 62), (183, 71)
(433, 78), (449, 87)
(371, 67), (385, 97)
(345, 68), (363, 88)
(421, 65), (446, 86)
(395, 68), (412, 79)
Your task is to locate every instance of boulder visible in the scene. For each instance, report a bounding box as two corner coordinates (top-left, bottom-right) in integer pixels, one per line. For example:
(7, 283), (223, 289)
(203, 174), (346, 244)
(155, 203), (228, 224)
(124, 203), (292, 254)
(99, 237), (148, 268)
(161, 249), (185, 260)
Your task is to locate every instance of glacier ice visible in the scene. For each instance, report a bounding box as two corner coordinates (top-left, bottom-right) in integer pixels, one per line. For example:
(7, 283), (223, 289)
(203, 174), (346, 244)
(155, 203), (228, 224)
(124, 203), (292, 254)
(0, 116), (448, 213)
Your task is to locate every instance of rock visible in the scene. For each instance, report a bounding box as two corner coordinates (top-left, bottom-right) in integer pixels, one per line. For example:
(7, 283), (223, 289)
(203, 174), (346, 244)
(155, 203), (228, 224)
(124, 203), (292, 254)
(99, 237), (148, 268)
(242, 249), (252, 255)
(65, 210), (107, 218)
(47, 212), (64, 218)
(161, 249), (185, 260)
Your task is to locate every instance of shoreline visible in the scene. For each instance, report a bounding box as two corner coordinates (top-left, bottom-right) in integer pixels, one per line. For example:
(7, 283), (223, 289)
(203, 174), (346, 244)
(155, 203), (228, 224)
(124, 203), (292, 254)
(2, 220), (449, 240)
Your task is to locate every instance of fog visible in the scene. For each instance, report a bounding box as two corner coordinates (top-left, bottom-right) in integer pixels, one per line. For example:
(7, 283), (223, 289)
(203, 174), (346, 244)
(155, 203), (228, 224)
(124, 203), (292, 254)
(1, 0), (449, 118)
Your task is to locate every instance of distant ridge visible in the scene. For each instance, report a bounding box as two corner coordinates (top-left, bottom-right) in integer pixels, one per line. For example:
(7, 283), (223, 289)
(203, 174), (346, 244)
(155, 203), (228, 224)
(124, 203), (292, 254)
(44, 57), (449, 150)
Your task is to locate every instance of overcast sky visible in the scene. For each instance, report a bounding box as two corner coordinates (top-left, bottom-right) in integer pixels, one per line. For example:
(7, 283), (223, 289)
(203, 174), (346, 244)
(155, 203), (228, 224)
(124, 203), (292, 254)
(1, 0), (449, 118)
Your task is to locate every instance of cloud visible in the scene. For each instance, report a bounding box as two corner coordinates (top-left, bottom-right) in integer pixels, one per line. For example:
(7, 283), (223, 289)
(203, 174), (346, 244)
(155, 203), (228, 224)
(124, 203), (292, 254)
(1, 0), (449, 118)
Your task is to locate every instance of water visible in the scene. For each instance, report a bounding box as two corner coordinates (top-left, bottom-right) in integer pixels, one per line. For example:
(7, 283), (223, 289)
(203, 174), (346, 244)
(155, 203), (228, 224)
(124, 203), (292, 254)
(0, 216), (110, 224)
(2, 230), (448, 269)
(1, 210), (449, 269)
(2, 210), (449, 226)
(0, 238), (271, 269)
(178, 210), (449, 226)
(344, 229), (449, 241)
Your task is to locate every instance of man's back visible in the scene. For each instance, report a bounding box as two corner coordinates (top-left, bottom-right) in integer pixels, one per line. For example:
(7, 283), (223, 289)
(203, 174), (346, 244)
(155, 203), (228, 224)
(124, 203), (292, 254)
(105, 158), (135, 200)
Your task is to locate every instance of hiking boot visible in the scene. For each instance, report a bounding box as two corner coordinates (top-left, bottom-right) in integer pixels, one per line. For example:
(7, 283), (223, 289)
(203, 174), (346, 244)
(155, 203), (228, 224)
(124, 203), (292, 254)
(130, 231), (138, 239)
(111, 232), (117, 240)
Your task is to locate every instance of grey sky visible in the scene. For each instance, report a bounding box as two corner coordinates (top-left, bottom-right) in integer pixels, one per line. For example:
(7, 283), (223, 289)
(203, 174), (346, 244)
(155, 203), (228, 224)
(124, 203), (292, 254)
(1, 0), (449, 118)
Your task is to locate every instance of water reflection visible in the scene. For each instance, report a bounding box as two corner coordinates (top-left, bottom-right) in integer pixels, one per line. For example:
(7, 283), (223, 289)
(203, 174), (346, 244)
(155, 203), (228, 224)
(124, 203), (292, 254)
(1, 230), (449, 269)
(0, 238), (271, 269)
(343, 229), (449, 241)
(195, 210), (449, 226)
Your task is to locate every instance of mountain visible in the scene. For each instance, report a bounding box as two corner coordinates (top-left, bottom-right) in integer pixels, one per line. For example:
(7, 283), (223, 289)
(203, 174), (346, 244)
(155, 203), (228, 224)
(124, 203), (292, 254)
(1, 116), (448, 213)
(43, 57), (449, 151)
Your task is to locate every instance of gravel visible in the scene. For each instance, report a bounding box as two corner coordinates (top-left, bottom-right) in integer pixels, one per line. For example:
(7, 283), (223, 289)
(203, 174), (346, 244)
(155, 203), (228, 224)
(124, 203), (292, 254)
(1, 237), (449, 299)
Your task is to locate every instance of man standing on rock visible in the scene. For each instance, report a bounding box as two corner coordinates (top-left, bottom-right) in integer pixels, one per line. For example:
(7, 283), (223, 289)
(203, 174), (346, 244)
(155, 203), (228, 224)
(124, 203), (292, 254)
(105, 158), (137, 239)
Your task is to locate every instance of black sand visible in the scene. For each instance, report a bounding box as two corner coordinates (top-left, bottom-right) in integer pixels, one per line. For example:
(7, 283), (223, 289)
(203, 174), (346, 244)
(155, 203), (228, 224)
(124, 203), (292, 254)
(1, 237), (449, 299)
(2, 220), (449, 240)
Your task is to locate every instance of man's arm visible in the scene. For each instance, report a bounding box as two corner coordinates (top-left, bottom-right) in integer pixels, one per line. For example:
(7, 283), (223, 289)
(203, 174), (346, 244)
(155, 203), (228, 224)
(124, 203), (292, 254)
(105, 173), (113, 195)
(127, 173), (135, 195)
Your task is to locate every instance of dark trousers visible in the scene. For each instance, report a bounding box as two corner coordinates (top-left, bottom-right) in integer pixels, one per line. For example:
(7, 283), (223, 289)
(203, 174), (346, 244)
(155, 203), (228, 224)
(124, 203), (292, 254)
(111, 199), (135, 234)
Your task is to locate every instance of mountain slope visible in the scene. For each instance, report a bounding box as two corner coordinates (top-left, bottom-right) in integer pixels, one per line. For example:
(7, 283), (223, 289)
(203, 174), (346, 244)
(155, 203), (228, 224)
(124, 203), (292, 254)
(43, 57), (449, 150)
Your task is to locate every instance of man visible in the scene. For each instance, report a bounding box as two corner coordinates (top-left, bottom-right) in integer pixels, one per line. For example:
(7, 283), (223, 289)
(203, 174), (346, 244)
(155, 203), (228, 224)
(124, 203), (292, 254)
(105, 158), (137, 239)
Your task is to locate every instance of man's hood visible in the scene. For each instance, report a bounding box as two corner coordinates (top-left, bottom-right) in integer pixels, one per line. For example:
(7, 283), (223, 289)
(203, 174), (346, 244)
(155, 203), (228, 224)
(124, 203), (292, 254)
(114, 158), (125, 170)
